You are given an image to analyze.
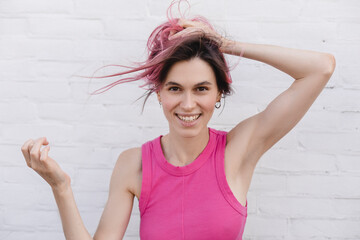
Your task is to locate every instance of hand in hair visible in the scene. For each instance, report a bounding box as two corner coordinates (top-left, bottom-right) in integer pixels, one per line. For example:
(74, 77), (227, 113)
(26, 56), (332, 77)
(168, 19), (230, 51)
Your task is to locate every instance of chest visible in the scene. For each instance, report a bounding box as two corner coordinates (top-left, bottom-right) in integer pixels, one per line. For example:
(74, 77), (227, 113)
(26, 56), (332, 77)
(132, 156), (248, 207)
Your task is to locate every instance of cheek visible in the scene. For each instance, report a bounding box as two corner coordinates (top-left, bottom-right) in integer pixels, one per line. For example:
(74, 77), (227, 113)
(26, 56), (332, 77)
(202, 96), (217, 111)
(161, 97), (177, 113)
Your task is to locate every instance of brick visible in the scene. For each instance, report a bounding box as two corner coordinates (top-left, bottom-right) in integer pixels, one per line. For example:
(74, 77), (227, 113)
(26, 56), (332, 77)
(338, 22), (360, 41)
(0, 185), (39, 206)
(37, 60), (91, 80)
(0, 145), (28, 166)
(3, 209), (61, 230)
(258, 22), (337, 43)
(3, 167), (44, 185)
(0, 38), (78, 61)
(296, 109), (340, 131)
(49, 146), (114, 167)
(37, 103), (107, 122)
(0, 101), (37, 123)
(248, 172), (287, 194)
(226, 0), (302, 19)
(74, 0), (146, 18)
(335, 43), (360, 66)
(29, 17), (104, 39)
(243, 215), (287, 237)
(338, 111), (360, 132)
(339, 65), (360, 89)
(258, 196), (360, 218)
(0, 82), (71, 101)
(313, 88), (360, 112)
(74, 191), (107, 210)
(287, 175), (360, 197)
(0, 1), (359, 239)
(104, 18), (152, 40)
(73, 39), (146, 61)
(73, 168), (112, 191)
(299, 0), (339, 19)
(0, 18), (28, 36)
(289, 219), (360, 238)
(149, 0), (227, 20)
(0, 231), (11, 240)
(0, 0), (73, 14)
(0, 60), (38, 81)
(259, 149), (337, 173)
(337, 154), (360, 173)
(73, 124), (143, 146)
(2, 124), (73, 144)
(333, 0), (360, 18)
(298, 131), (360, 153)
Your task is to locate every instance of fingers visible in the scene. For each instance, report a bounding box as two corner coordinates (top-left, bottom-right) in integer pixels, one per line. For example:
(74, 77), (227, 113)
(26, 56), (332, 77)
(169, 28), (206, 41)
(21, 139), (34, 167)
(169, 19), (217, 41)
(21, 137), (50, 168)
(30, 137), (48, 160)
(178, 19), (202, 28)
(40, 145), (50, 162)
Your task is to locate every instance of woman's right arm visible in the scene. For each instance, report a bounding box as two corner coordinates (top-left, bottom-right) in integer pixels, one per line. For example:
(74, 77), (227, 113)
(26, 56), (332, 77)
(21, 137), (137, 240)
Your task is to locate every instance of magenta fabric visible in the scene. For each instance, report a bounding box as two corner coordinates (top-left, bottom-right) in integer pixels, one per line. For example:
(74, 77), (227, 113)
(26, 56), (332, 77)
(139, 128), (247, 240)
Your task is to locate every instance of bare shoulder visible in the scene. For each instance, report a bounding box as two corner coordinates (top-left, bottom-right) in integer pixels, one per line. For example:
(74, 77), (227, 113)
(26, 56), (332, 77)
(117, 147), (142, 165)
(114, 147), (142, 197)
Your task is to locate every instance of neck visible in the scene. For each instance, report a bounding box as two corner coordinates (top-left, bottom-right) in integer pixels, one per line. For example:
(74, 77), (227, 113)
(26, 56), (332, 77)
(161, 127), (210, 166)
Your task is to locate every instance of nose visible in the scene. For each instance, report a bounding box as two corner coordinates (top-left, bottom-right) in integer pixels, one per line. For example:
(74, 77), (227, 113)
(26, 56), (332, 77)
(180, 92), (196, 111)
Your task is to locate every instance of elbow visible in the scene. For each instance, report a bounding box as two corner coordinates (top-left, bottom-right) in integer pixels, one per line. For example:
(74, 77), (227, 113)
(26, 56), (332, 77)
(322, 53), (336, 77)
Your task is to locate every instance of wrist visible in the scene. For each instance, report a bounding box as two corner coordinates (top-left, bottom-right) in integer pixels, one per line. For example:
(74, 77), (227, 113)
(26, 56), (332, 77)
(51, 181), (71, 195)
(220, 38), (236, 53)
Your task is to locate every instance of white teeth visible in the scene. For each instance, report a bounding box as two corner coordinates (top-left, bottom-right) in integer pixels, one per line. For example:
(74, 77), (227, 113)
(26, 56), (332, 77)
(177, 114), (200, 122)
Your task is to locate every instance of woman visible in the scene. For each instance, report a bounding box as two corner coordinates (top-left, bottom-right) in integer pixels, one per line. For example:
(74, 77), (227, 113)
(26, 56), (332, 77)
(20, 4), (336, 240)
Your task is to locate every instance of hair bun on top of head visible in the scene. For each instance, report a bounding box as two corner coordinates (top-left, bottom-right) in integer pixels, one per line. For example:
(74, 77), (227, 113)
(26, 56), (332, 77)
(90, 0), (233, 100)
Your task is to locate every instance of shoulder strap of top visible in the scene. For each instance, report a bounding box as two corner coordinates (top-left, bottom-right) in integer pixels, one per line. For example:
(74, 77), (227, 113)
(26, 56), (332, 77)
(139, 140), (153, 217)
(214, 129), (248, 216)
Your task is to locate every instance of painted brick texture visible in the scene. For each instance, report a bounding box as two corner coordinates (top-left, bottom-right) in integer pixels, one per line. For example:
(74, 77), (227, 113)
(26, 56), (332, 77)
(0, 0), (359, 239)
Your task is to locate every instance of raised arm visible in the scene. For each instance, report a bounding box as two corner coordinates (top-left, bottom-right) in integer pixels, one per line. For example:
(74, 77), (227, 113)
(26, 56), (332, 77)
(21, 138), (138, 240)
(169, 19), (336, 171)
(223, 41), (336, 169)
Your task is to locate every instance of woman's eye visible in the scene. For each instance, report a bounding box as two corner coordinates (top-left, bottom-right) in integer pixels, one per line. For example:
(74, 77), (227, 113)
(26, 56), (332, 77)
(169, 87), (180, 91)
(197, 87), (208, 92)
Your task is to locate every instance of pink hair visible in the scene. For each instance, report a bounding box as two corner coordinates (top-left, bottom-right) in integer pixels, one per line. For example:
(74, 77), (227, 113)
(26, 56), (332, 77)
(87, 0), (233, 96)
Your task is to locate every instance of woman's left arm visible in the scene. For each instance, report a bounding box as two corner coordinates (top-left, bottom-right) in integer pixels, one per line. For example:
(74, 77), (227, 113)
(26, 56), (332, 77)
(221, 40), (335, 80)
(170, 19), (336, 169)
(223, 40), (336, 168)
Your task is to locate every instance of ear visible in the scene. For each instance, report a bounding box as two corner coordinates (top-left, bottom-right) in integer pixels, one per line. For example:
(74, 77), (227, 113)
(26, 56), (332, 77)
(156, 91), (161, 102)
(216, 92), (222, 102)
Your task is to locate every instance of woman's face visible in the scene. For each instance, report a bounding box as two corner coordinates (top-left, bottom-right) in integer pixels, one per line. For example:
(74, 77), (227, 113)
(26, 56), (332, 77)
(157, 57), (221, 138)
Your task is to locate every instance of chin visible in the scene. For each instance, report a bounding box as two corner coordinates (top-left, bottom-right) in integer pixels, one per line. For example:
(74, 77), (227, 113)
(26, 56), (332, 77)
(172, 125), (208, 139)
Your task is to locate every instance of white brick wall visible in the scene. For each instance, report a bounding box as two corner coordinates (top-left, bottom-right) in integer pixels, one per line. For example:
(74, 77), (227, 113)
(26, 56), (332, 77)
(0, 0), (359, 239)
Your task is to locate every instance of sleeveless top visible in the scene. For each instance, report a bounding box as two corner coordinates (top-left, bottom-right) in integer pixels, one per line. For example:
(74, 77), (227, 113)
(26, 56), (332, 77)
(139, 128), (248, 240)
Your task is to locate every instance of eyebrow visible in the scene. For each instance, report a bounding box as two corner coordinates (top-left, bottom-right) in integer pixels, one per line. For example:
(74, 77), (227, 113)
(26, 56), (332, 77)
(164, 81), (213, 87)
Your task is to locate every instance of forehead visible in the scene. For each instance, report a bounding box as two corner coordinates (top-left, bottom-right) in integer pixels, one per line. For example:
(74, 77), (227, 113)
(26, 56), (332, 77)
(164, 58), (216, 86)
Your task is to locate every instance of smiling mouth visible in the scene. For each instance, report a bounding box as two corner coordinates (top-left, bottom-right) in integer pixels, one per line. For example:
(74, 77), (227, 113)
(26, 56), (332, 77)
(176, 114), (201, 122)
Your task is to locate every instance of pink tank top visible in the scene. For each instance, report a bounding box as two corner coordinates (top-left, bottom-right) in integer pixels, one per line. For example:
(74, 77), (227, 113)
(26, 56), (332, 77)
(139, 128), (247, 240)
